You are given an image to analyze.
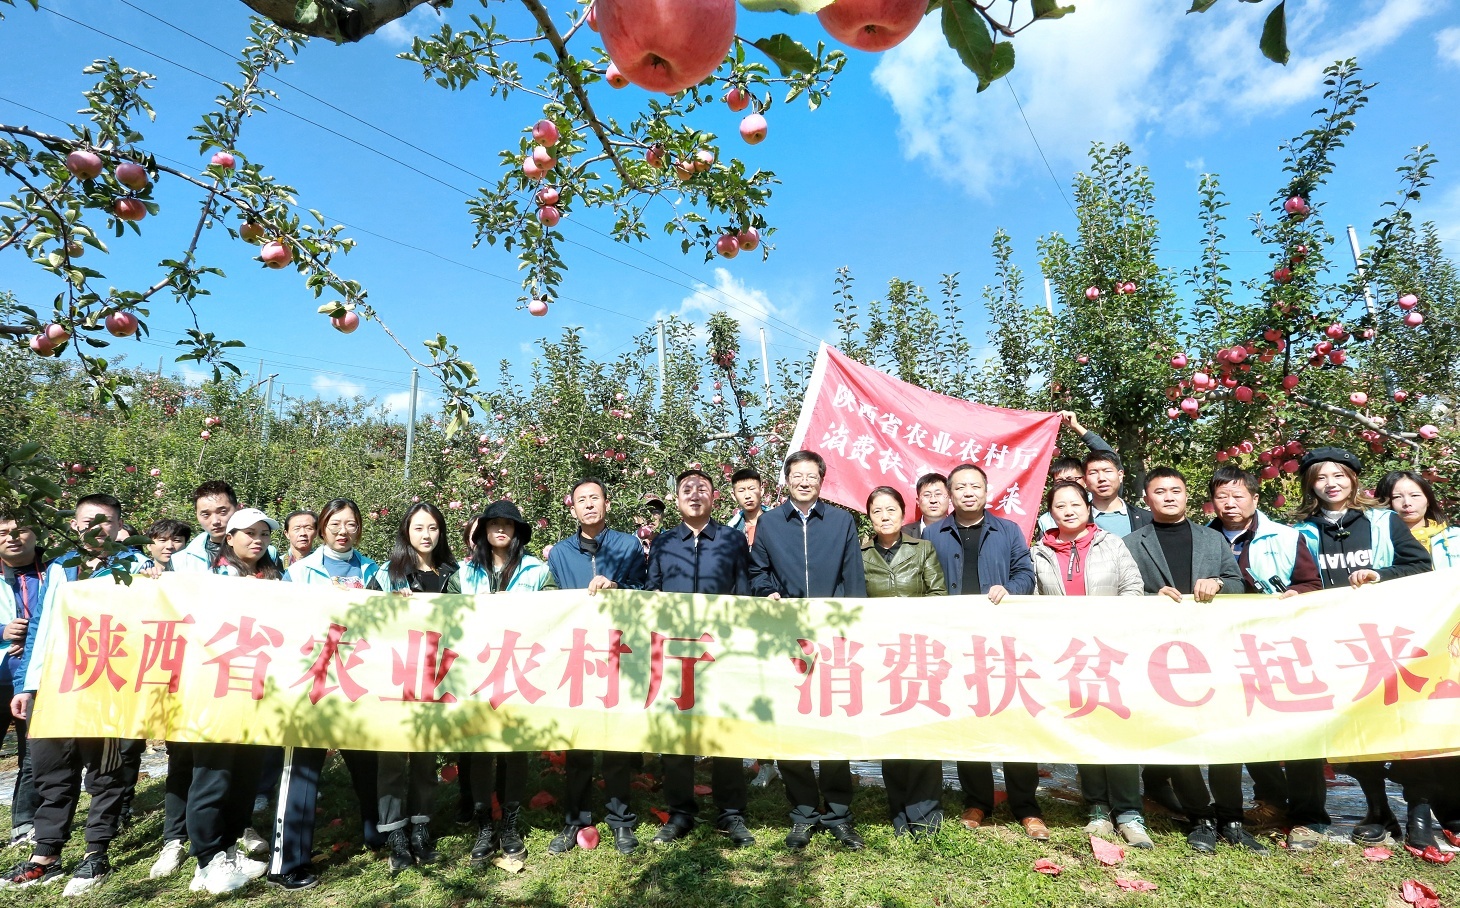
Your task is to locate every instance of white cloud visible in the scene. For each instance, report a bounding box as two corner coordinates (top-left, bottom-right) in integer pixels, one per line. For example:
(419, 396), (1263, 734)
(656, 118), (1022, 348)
(311, 373), (364, 398)
(1434, 183), (1460, 251)
(372, 3), (443, 47)
(871, 0), (1439, 197)
(175, 364), (209, 386)
(380, 388), (438, 419)
(657, 267), (805, 356)
(1439, 27), (1460, 67)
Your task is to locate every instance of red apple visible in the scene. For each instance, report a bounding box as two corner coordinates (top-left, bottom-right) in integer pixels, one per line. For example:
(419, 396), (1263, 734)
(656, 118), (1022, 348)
(1215, 451), (1229, 463)
(331, 311), (360, 334)
(587, 3), (598, 30)
(1283, 195), (1310, 218)
(522, 156), (545, 180)
(113, 198), (146, 221)
(1077, 354), (1090, 365)
(1404, 312), (1424, 327)
(1234, 386), (1254, 403)
(28, 334), (55, 356)
(105, 311), (139, 337)
(65, 150), (103, 180)
(693, 148), (716, 172)
(724, 86), (749, 112)
(597, 0), (736, 94)
(645, 144), (667, 168)
(65, 241), (84, 258)
(532, 146), (556, 170)
(1122, 281), (1136, 294)
(674, 159), (696, 182)
(739, 113), (768, 145)
(528, 298), (549, 316)
(716, 233), (739, 258)
(1227, 346), (1248, 363)
(1398, 293), (1418, 310)
(1167, 407), (1181, 420)
(1420, 425), (1440, 440)
(45, 323), (68, 343)
(115, 161), (149, 190)
(537, 205), (561, 227)
(736, 227), (760, 251)
(1170, 353), (1188, 369)
(1084, 286), (1100, 300)
(239, 222), (265, 243)
(537, 186), (560, 206)
(1394, 390), (1409, 403)
(1315, 341), (1333, 355)
(210, 151), (236, 169)
(260, 241), (292, 269)
(1260, 465), (1279, 480)
(605, 62), (631, 88)
(1328, 349), (1347, 365)
(1349, 392), (1368, 407)
(1273, 267), (1292, 284)
(817, 0), (926, 52)
(1325, 323), (1344, 339)
(1274, 494), (1287, 508)
(533, 119), (560, 146)
(1282, 375), (1300, 392)
(1281, 459), (1300, 474)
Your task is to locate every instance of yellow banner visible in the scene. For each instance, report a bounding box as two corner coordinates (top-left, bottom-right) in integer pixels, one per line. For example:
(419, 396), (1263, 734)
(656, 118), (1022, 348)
(29, 572), (1460, 763)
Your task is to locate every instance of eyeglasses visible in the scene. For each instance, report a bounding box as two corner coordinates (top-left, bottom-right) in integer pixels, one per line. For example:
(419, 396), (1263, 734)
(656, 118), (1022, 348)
(324, 522), (359, 533)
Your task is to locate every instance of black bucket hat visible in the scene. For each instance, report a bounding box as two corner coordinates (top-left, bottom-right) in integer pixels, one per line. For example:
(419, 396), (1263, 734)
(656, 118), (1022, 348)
(475, 499), (532, 546)
(1298, 446), (1362, 477)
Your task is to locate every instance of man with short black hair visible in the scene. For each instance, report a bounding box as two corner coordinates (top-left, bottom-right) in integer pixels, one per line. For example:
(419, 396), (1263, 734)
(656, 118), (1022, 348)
(279, 511), (316, 569)
(546, 479), (649, 855)
(1124, 467), (1259, 854)
(3, 494), (152, 896)
(903, 473), (950, 539)
(646, 470), (754, 849)
(750, 450), (868, 851)
(1083, 451), (1153, 538)
(726, 468), (769, 545)
(924, 465), (1043, 838)
(172, 480), (239, 573)
(146, 519), (192, 571)
(0, 514), (44, 847)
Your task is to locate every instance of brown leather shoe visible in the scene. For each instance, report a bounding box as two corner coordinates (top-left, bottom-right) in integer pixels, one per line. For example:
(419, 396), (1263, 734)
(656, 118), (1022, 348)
(959, 807), (986, 830)
(1021, 817), (1051, 841)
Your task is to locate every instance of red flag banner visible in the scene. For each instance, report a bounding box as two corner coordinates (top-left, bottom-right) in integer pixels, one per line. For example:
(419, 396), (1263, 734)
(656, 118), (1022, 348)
(788, 345), (1061, 536)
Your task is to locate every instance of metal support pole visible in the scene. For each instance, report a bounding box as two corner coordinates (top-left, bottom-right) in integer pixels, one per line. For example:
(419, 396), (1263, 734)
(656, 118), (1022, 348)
(404, 368), (419, 482)
(759, 328), (771, 391)
(657, 319), (667, 406)
(1043, 278), (1054, 316)
(260, 374), (275, 448)
(1346, 224), (1400, 413)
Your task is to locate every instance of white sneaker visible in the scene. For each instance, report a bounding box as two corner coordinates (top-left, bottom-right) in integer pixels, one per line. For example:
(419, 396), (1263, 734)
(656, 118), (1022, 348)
(239, 827), (269, 859)
(226, 846), (268, 880)
(61, 853), (111, 898)
(192, 851), (251, 895)
(149, 840), (188, 879)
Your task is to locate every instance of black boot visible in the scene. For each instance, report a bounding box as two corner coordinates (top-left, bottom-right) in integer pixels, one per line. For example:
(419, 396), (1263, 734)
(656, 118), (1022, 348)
(498, 803), (526, 860)
(386, 828), (414, 876)
(470, 814), (497, 868)
(410, 823), (440, 865)
(1408, 801), (1441, 851)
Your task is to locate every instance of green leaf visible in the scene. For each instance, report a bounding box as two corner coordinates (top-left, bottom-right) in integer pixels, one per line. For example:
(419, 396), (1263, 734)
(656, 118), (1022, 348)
(1031, 0), (1075, 20)
(942, 0), (994, 85)
(988, 41), (1015, 83)
(737, 0), (833, 12)
(1186, 0), (1219, 11)
(1260, 0), (1289, 64)
(751, 34), (819, 76)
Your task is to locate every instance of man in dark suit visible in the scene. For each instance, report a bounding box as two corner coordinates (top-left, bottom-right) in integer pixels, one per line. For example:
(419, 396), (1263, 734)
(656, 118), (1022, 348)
(923, 464), (1043, 839)
(902, 472), (949, 539)
(1124, 467), (1264, 854)
(1083, 451), (1153, 537)
(749, 451), (868, 852)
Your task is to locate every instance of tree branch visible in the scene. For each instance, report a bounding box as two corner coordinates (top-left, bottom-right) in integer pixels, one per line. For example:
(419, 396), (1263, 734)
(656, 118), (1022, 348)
(237, 0), (446, 42)
(1291, 392), (1423, 460)
(518, 0), (633, 188)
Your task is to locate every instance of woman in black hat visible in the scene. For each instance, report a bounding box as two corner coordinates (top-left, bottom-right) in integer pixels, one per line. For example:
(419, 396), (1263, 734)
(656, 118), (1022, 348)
(1292, 446), (1434, 855)
(455, 501), (557, 870)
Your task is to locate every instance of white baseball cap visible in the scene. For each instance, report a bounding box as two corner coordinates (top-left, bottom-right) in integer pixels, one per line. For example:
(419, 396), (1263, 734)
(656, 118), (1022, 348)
(226, 507), (280, 534)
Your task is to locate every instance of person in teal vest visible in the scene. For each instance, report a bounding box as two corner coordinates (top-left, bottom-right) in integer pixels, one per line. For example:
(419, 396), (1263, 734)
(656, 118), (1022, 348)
(1377, 470), (1460, 570)
(1293, 448), (1433, 854)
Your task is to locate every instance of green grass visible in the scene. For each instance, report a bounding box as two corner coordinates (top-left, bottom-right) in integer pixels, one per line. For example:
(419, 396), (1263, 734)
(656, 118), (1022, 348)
(1, 755), (1453, 907)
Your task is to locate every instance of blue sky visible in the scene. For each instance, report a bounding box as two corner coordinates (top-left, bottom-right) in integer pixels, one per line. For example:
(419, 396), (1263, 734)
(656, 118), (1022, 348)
(1, 0), (1458, 417)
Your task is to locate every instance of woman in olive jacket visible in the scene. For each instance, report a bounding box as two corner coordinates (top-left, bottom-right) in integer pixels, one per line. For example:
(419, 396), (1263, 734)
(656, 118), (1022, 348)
(861, 486), (948, 838)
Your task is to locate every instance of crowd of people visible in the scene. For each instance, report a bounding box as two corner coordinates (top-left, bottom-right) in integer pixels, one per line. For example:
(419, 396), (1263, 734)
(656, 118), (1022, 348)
(0, 410), (1457, 896)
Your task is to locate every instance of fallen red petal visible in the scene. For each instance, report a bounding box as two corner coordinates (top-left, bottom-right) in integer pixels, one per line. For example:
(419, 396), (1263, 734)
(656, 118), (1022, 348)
(1033, 858), (1062, 875)
(1446, 829), (1460, 849)
(693, 784), (713, 796)
(1090, 835), (1125, 866)
(577, 825), (600, 850)
(1115, 878), (1158, 892)
(1405, 844), (1454, 865)
(1402, 879), (1440, 904)
(528, 790), (556, 810)
(1363, 846), (1393, 861)
(651, 808), (670, 824)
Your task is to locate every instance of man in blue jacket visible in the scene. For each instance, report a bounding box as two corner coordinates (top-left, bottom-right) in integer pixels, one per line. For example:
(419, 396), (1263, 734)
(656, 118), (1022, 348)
(749, 451), (868, 851)
(0, 513), (45, 847)
(924, 464), (1043, 839)
(645, 469), (755, 849)
(545, 479), (649, 855)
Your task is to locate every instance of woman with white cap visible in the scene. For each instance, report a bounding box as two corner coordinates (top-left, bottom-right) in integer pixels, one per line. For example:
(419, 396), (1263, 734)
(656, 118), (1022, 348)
(184, 507), (281, 894)
(456, 500), (555, 871)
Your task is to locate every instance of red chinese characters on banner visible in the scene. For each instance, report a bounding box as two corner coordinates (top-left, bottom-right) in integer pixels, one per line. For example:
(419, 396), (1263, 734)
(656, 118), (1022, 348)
(788, 345), (1061, 535)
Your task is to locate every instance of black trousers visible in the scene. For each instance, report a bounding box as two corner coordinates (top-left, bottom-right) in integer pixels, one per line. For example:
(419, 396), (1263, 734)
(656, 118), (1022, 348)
(884, 760), (943, 834)
(958, 760), (1041, 820)
(0, 688), (37, 833)
(1078, 764), (1142, 821)
(662, 755), (747, 824)
(268, 747), (382, 876)
(1167, 764), (1244, 824)
(163, 741), (194, 843)
(29, 736), (127, 859)
(465, 752), (528, 814)
(188, 743), (264, 866)
(1247, 761), (1288, 806)
(778, 759), (853, 827)
(116, 737), (145, 815)
(377, 753), (438, 832)
(564, 750), (637, 828)
(1285, 759), (1332, 827)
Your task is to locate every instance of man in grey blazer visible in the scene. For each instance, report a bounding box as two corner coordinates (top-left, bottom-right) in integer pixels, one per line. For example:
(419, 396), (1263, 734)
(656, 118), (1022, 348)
(1125, 467), (1265, 855)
